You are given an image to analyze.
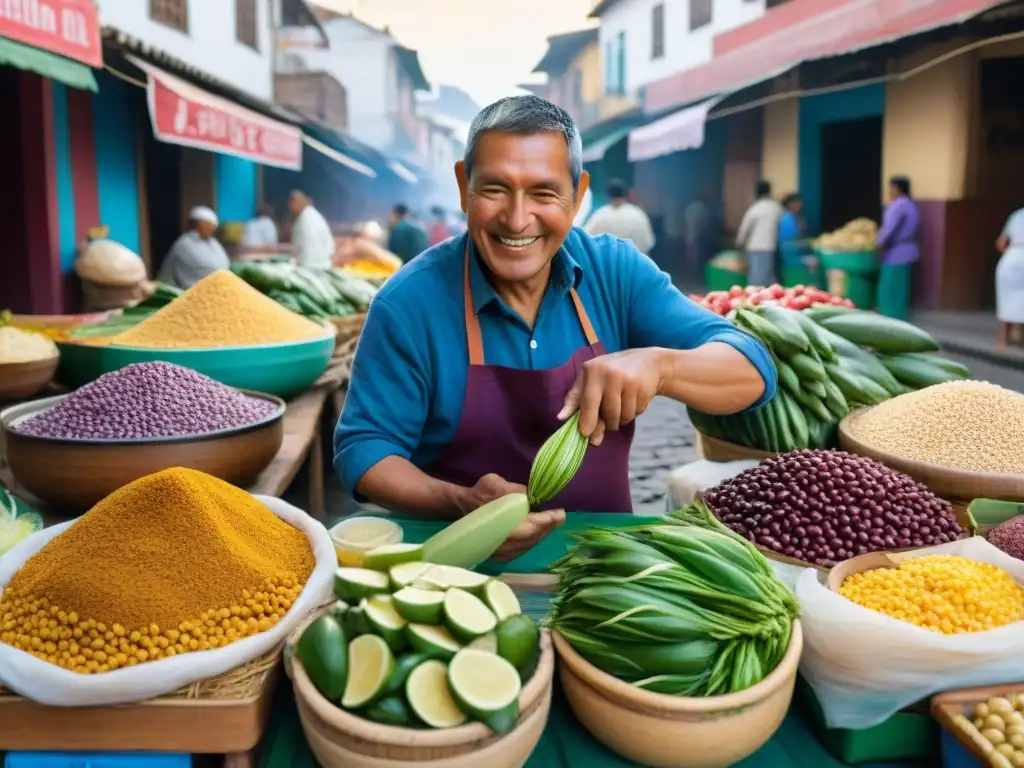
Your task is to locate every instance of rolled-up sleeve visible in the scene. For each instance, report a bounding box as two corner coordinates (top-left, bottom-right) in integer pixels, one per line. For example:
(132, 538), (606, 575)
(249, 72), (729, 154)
(623, 243), (777, 409)
(333, 298), (432, 493)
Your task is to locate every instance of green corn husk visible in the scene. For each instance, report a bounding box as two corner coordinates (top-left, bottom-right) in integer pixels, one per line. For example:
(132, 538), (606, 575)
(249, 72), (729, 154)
(528, 412), (588, 507)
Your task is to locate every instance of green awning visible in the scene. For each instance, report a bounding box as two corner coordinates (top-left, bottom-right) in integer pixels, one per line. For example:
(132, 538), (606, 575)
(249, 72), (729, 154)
(581, 125), (633, 164)
(0, 36), (97, 92)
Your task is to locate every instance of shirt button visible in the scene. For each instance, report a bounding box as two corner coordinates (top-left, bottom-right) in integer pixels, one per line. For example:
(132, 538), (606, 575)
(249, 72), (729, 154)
(530, 340), (538, 350)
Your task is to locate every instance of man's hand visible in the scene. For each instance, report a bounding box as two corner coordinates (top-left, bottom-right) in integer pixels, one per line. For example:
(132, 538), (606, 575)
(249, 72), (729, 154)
(557, 348), (667, 446)
(492, 509), (566, 562)
(455, 473), (527, 516)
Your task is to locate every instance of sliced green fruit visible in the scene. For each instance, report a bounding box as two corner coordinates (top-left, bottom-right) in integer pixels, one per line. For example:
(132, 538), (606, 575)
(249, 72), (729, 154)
(365, 695), (413, 726)
(0, 515), (41, 556)
(340, 599), (371, 638)
(406, 659), (468, 728)
(389, 561), (432, 591)
(421, 493), (530, 568)
(484, 580), (521, 622)
(365, 595), (408, 652)
(448, 648), (521, 735)
(496, 615), (540, 671)
(412, 564), (490, 593)
(466, 633), (498, 654)
(342, 634), (394, 709)
(334, 567), (390, 602)
(362, 543), (424, 571)
(407, 623), (461, 659)
(393, 587), (445, 624)
(296, 614), (348, 700)
(384, 652), (440, 697)
(444, 588), (497, 642)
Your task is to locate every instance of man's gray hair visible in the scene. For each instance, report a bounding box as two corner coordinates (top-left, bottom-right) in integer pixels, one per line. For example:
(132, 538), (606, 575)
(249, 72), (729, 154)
(463, 95), (583, 193)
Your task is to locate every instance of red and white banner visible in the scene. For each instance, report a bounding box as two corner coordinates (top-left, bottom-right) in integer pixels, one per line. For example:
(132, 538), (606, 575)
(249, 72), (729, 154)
(0, 0), (101, 67)
(129, 55), (303, 171)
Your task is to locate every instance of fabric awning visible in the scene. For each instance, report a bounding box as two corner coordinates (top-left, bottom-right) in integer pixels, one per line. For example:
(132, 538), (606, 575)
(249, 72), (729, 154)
(127, 54), (303, 170)
(0, 37), (97, 91)
(388, 160), (419, 184)
(302, 133), (376, 178)
(627, 98), (721, 162)
(582, 125), (633, 163)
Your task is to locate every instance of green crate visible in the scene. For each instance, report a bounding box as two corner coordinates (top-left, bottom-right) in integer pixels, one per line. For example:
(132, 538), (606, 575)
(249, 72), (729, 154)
(781, 264), (825, 289)
(817, 250), (879, 310)
(798, 677), (940, 764)
(705, 264), (745, 292)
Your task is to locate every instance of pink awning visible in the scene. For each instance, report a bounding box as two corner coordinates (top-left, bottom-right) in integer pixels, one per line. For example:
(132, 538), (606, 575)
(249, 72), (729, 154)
(627, 98), (721, 162)
(644, 0), (1008, 114)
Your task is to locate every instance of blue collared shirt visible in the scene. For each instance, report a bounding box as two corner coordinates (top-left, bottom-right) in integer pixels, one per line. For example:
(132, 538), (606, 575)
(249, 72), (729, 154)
(334, 228), (777, 494)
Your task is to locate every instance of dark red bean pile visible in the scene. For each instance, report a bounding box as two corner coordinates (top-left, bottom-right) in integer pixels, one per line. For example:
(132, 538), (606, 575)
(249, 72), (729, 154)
(16, 362), (278, 440)
(988, 516), (1024, 561)
(703, 449), (962, 566)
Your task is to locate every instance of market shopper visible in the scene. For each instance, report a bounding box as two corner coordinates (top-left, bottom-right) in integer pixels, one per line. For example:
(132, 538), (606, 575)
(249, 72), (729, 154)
(388, 204), (429, 262)
(995, 206), (1024, 349)
(737, 180), (783, 287)
(875, 176), (920, 320)
(287, 190), (335, 271)
(335, 95), (776, 558)
(583, 179), (656, 255)
(242, 203), (278, 248)
(156, 206), (230, 290)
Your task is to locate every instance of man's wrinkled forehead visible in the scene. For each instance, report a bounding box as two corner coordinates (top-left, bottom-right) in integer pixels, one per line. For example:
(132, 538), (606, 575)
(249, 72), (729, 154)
(470, 131), (574, 190)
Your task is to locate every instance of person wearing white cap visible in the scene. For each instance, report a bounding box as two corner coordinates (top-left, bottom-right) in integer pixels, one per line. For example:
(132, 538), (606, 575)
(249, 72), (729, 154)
(156, 206), (230, 290)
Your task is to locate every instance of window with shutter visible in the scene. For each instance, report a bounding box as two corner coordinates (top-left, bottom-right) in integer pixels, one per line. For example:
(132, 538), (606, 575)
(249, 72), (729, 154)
(150, 0), (188, 32)
(689, 0), (712, 31)
(236, 0), (258, 50)
(651, 4), (665, 60)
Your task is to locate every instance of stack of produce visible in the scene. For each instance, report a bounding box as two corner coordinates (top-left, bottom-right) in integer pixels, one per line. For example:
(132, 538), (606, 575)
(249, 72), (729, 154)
(74, 233), (147, 288)
(111, 270), (327, 349)
(837, 554), (1024, 634)
(62, 283), (183, 343)
(230, 261), (377, 321)
(814, 218), (878, 252)
(954, 694), (1024, 767)
(845, 380), (1024, 475)
(0, 467), (315, 673)
(691, 284), (853, 316)
(339, 237), (403, 280)
(689, 306), (970, 452)
(13, 362), (278, 440)
(702, 450), (963, 566)
(989, 517), (1024, 561)
(0, 326), (58, 363)
(549, 503), (800, 696)
(0, 483), (43, 556)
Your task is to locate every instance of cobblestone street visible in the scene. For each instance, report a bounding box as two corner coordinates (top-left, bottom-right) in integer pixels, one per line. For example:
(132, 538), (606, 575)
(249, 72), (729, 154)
(628, 397), (696, 515)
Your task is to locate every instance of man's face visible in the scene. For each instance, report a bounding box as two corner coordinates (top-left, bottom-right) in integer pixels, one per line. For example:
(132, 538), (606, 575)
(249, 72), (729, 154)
(790, 199), (803, 214)
(288, 194), (304, 216)
(456, 131), (589, 285)
(195, 220), (216, 239)
(388, 210), (401, 226)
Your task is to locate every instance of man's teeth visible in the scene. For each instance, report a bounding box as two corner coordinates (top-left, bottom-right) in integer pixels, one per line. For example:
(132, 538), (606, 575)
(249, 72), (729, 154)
(497, 236), (538, 247)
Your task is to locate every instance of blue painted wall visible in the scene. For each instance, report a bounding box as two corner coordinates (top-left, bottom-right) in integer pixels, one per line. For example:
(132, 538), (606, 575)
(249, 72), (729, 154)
(216, 154), (257, 223)
(798, 84), (886, 233)
(93, 73), (141, 254)
(51, 83), (77, 272)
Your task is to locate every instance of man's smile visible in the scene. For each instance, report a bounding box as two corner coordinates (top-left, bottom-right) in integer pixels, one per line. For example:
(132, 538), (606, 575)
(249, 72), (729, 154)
(492, 234), (541, 250)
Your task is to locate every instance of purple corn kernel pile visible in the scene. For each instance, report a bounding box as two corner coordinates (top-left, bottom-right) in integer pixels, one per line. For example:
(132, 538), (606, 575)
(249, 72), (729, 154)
(988, 516), (1024, 561)
(16, 362), (278, 440)
(703, 449), (962, 567)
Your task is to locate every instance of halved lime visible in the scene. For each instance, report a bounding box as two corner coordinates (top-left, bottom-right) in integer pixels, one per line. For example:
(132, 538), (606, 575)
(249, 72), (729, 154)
(438, 566), (491, 593)
(340, 598), (371, 638)
(466, 633), (498, 654)
(496, 615), (540, 672)
(363, 543), (424, 571)
(444, 588), (497, 642)
(407, 623), (461, 659)
(484, 580), (522, 622)
(448, 648), (521, 734)
(390, 561), (432, 591)
(406, 660), (467, 728)
(384, 652), (439, 697)
(393, 587), (445, 624)
(334, 567), (390, 602)
(365, 595), (408, 651)
(341, 634), (394, 709)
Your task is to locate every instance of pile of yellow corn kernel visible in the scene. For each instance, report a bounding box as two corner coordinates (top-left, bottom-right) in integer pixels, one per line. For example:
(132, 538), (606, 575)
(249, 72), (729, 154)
(838, 554), (1024, 635)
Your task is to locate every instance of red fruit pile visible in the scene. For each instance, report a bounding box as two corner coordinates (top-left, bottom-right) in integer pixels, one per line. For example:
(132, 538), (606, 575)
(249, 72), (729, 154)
(689, 284), (855, 316)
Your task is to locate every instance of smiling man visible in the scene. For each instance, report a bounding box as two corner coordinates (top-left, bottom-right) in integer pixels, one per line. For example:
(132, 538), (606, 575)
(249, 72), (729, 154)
(334, 95), (776, 559)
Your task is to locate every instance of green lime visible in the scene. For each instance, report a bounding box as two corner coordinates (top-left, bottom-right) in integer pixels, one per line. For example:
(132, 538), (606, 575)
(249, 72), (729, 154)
(466, 633), (498, 654)
(484, 580), (522, 622)
(443, 588), (497, 642)
(334, 567), (390, 602)
(393, 587), (445, 624)
(447, 648), (521, 735)
(365, 695), (413, 726)
(384, 651), (440, 697)
(407, 623), (461, 659)
(296, 614), (348, 700)
(341, 634), (394, 709)
(406, 659), (467, 728)
(364, 595), (409, 652)
(362, 543), (424, 571)
(496, 615), (540, 671)
(389, 561), (432, 591)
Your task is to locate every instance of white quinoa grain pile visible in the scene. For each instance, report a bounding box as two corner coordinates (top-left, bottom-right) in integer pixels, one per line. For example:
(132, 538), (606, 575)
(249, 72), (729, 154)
(848, 380), (1024, 474)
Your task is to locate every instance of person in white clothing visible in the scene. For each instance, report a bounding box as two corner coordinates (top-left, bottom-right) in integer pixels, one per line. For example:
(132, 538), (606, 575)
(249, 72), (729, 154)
(583, 180), (656, 255)
(736, 180), (784, 286)
(287, 190), (335, 271)
(156, 206), (230, 290)
(995, 207), (1024, 349)
(242, 203), (278, 248)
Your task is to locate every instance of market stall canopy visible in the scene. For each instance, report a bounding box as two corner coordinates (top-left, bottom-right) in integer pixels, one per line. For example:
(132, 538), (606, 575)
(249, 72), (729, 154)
(127, 55), (303, 171)
(302, 133), (376, 178)
(0, 0), (101, 68)
(0, 36), (96, 91)
(580, 112), (648, 164)
(627, 97), (722, 163)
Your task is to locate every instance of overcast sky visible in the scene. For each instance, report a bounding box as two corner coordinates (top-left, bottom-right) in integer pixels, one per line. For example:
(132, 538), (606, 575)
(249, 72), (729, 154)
(318, 0), (597, 106)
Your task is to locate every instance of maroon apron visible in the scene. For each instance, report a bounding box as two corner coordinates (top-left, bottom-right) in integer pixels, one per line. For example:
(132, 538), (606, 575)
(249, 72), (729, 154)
(426, 243), (634, 513)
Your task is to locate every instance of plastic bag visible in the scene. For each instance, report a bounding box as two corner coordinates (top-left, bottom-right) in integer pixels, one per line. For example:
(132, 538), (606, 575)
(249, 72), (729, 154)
(0, 496), (337, 707)
(665, 459), (760, 510)
(796, 537), (1024, 729)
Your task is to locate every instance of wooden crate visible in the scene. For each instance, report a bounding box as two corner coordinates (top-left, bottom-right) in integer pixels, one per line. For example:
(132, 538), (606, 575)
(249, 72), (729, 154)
(932, 683), (1024, 768)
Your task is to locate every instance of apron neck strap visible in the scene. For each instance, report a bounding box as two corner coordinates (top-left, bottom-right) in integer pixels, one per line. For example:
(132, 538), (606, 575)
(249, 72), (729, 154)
(463, 240), (598, 366)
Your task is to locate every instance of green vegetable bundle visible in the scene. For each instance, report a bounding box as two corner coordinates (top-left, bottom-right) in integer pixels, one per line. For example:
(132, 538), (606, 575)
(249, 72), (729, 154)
(527, 412), (588, 507)
(67, 283), (183, 338)
(689, 305), (970, 453)
(548, 502), (800, 697)
(230, 262), (378, 321)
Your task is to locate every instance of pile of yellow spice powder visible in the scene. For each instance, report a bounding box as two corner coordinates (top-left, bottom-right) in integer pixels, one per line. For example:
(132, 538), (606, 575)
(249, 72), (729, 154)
(112, 270), (327, 349)
(0, 467), (315, 674)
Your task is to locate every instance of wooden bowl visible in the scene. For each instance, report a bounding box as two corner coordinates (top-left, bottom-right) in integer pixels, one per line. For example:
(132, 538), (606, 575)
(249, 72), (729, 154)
(838, 407), (1024, 503)
(553, 623), (803, 768)
(0, 356), (59, 402)
(1, 391), (285, 510)
(292, 628), (554, 768)
(696, 431), (776, 463)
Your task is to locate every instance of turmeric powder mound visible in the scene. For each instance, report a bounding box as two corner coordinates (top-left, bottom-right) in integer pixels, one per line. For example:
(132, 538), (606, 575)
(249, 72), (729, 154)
(0, 467), (315, 673)
(112, 270), (327, 349)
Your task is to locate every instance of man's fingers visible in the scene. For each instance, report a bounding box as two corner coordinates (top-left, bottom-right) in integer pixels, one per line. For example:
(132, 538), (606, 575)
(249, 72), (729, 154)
(577, 372), (604, 437)
(600, 377), (623, 432)
(620, 391), (639, 427)
(558, 375), (583, 421)
(590, 419), (606, 447)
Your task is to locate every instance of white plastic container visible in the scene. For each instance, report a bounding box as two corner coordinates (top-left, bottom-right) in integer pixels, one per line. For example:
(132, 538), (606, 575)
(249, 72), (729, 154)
(328, 516), (403, 566)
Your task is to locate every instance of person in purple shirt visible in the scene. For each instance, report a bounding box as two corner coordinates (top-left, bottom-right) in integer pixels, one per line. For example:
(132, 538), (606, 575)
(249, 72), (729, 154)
(875, 176), (920, 319)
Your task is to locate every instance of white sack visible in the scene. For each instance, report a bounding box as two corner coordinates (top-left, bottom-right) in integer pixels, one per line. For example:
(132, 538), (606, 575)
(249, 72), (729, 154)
(0, 495), (337, 706)
(665, 459), (760, 510)
(796, 536), (1024, 729)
